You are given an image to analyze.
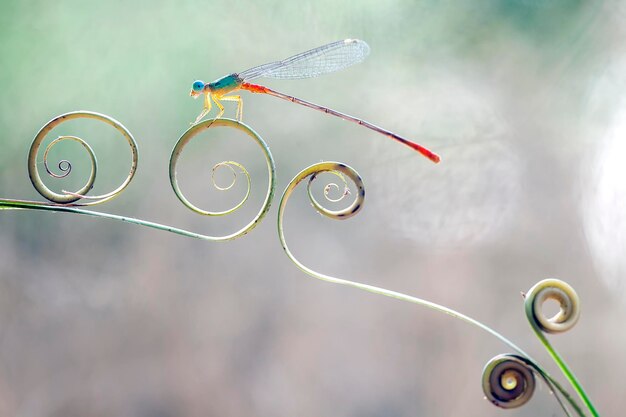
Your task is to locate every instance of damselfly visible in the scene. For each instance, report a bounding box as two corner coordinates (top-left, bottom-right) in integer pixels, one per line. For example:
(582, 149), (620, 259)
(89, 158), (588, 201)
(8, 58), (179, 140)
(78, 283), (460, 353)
(189, 39), (440, 163)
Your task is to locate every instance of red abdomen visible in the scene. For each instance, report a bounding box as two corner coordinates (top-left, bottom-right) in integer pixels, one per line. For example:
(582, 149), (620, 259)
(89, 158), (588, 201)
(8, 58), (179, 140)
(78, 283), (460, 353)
(241, 83), (269, 94)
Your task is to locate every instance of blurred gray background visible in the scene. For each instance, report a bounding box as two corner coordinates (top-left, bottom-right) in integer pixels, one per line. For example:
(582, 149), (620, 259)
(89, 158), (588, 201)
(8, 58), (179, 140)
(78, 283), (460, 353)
(1, 0), (625, 416)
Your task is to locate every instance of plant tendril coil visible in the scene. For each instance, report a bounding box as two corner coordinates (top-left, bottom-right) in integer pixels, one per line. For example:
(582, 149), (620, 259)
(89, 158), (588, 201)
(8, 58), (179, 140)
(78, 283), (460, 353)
(169, 118), (276, 240)
(283, 162), (365, 222)
(211, 161), (243, 191)
(306, 168), (362, 219)
(524, 279), (597, 417)
(205, 160), (251, 213)
(28, 111), (138, 205)
(525, 278), (580, 334)
(482, 354), (536, 409)
(319, 170), (351, 204)
(278, 161), (371, 281)
(43, 136), (87, 179)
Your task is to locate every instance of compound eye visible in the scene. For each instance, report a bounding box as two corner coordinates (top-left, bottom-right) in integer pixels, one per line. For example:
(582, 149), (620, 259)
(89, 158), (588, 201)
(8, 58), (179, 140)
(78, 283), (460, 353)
(192, 80), (204, 92)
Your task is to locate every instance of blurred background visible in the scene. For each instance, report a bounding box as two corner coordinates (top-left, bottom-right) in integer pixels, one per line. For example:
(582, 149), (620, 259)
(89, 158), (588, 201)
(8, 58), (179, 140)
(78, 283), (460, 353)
(1, 0), (625, 416)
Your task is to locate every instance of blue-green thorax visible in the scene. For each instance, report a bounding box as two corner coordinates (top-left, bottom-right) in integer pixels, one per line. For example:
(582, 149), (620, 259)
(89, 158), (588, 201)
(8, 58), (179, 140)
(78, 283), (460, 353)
(207, 73), (243, 95)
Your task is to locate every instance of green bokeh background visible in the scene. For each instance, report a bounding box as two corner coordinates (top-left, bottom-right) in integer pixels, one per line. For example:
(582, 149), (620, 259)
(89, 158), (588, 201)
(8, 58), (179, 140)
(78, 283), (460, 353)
(1, 1), (625, 416)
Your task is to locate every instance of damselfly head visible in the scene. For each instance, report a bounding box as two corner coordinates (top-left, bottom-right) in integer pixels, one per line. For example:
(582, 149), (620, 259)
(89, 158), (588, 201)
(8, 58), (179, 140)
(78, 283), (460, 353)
(190, 80), (205, 98)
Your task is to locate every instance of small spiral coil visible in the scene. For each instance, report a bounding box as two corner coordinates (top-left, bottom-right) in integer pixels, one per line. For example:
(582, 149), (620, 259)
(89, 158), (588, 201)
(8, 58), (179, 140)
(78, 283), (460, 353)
(525, 279), (580, 334)
(482, 354), (536, 409)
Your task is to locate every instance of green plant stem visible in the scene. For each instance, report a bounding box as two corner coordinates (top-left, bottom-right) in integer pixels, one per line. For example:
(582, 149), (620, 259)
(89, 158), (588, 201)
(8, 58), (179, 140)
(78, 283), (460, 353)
(530, 320), (599, 417)
(0, 199), (241, 241)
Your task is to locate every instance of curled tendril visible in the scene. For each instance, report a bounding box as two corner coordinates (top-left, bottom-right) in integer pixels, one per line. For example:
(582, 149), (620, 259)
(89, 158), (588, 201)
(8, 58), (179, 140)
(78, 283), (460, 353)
(278, 161), (364, 275)
(523, 279), (597, 416)
(316, 170), (350, 204)
(43, 136), (90, 179)
(47, 159), (71, 178)
(482, 354), (536, 409)
(206, 160), (251, 213)
(302, 163), (364, 220)
(525, 278), (580, 334)
(306, 168), (359, 220)
(211, 161), (243, 191)
(169, 118), (275, 240)
(28, 111), (138, 205)
(323, 182), (349, 202)
(278, 162), (368, 280)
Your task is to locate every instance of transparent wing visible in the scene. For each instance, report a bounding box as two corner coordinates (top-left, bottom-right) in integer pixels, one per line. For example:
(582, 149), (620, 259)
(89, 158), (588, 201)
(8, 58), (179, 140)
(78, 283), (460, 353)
(238, 39), (370, 81)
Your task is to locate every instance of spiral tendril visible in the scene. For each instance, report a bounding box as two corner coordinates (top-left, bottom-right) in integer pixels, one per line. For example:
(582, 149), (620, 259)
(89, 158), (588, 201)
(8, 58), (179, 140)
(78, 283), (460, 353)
(206, 161), (251, 214)
(319, 170), (351, 203)
(43, 136), (80, 179)
(169, 118), (275, 240)
(323, 183), (350, 202)
(54, 160), (72, 177)
(294, 163), (365, 221)
(278, 161), (366, 276)
(482, 354), (536, 409)
(211, 161), (242, 191)
(525, 279), (580, 334)
(28, 111), (138, 205)
(42, 135), (95, 188)
(524, 279), (597, 416)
